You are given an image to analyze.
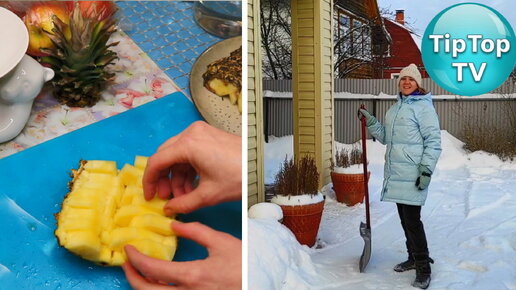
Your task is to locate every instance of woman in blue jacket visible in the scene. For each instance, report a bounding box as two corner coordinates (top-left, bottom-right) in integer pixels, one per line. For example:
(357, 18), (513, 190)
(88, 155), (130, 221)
(359, 64), (441, 289)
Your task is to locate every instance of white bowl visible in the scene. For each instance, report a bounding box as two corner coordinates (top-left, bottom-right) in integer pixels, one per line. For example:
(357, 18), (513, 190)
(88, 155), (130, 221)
(0, 7), (28, 78)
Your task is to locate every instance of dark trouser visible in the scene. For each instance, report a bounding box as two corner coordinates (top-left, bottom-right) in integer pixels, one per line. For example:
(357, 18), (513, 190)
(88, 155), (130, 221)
(396, 203), (428, 258)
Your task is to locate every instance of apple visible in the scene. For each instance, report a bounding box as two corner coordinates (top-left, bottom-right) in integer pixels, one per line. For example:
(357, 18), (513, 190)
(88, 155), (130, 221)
(65, 1), (116, 21)
(24, 3), (70, 57)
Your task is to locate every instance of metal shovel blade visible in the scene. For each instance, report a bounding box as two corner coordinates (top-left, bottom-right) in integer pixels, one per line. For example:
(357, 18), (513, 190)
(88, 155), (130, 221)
(359, 222), (371, 272)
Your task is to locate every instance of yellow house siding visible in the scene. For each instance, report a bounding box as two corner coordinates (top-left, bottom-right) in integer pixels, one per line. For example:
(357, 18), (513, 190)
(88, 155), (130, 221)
(248, 0), (265, 207)
(292, 0), (334, 187)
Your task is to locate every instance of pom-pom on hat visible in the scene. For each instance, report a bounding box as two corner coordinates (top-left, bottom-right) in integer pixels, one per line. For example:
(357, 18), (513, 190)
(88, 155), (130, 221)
(399, 64), (422, 88)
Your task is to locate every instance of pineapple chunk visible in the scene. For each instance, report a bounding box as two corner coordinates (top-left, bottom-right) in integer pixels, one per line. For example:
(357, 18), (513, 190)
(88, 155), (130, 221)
(131, 194), (168, 213)
(128, 239), (176, 261)
(119, 164), (144, 187)
(110, 227), (166, 250)
(208, 79), (238, 97)
(55, 159), (178, 266)
(121, 185), (142, 206)
(134, 156), (148, 170)
(111, 251), (126, 266)
(83, 160), (117, 175)
(114, 205), (157, 226)
(65, 231), (101, 260)
(130, 214), (175, 236)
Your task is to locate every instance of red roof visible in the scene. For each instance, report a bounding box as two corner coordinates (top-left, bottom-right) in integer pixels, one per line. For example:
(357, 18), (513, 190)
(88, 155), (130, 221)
(382, 18), (428, 78)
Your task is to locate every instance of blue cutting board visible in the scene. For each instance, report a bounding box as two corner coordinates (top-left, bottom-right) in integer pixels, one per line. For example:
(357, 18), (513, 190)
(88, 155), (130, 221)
(0, 92), (242, 289)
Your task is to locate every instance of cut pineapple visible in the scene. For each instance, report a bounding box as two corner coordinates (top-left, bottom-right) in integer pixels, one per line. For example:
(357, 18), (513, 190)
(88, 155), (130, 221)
(119, 164), (144, 188)
(134, 156), (148, 170)
(55, 157), (177, 266)
(202, 46), (242, 114)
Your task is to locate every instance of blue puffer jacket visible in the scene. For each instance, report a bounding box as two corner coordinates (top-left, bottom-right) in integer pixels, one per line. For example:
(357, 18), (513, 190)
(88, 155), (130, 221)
(367, 93), (441, 206)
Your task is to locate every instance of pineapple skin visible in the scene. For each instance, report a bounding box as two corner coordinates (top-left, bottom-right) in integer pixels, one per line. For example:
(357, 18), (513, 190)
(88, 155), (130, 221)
(202, 46), (242, 113)
(55, 157), (177, 266)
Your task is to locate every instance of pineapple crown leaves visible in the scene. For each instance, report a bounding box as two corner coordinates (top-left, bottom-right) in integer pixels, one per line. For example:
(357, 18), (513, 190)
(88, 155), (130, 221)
(273, 155), (320, 197)
(39, 2), (119, 107)
(41, 4), (119, 70)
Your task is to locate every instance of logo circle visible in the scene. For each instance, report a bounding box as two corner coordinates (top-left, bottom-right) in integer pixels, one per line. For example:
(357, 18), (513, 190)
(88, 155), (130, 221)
(422, 3), (516, 96)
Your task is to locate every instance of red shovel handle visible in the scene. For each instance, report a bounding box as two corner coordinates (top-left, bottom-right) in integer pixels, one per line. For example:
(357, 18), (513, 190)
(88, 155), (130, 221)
(360, 104), (371, 230)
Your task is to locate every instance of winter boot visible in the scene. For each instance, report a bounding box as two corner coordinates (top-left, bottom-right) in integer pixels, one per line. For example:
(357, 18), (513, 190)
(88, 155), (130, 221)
(412, 252), (434, 289)
(393, 255), (415, 272)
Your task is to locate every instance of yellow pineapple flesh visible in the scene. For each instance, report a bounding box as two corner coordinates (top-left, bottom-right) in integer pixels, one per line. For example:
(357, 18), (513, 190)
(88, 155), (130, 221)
(55, 156), (177, 266)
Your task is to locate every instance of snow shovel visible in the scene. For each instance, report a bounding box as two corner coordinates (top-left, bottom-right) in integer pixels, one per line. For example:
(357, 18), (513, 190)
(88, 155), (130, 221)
(359, 104), (371, 273)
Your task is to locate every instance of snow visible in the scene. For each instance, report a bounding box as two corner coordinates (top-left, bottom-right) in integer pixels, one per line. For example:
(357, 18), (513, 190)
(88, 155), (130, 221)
(263, 90), (293, 98)
(271, 192), (324, 206)
(249, 131), (516, 289)
(384, 18), (422, 51)
(334, 164), (364, 174)
(248, 202), (283, 221)
(411, 32), (422, 51)
(264, 135), (293, 184)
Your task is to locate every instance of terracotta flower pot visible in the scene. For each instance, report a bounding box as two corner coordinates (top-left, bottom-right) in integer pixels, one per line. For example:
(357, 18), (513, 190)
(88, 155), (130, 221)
(278, 200), (325, 247)
(331, 171), (370, 206)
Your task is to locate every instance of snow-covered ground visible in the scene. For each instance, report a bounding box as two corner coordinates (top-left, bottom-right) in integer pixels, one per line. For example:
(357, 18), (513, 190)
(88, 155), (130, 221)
(250, 131), (516, 290)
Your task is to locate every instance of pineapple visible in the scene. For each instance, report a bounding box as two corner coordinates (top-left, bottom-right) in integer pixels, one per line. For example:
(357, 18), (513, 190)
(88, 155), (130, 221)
(55, 156), (177, 266)
(40, 2), (119, 107)
(203, 46), (242, 113)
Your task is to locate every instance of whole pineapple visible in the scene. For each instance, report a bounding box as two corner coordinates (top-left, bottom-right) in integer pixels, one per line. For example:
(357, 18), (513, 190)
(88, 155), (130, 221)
(40, 3), (119, 107)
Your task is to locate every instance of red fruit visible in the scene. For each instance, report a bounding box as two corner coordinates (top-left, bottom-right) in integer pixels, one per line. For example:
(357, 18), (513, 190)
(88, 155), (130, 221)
(65, 1), (116, 21)
(23, 2), (70, 57)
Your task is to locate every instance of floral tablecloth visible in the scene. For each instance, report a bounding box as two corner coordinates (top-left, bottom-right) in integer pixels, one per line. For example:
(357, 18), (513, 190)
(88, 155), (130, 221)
(0, 30), (182, 159)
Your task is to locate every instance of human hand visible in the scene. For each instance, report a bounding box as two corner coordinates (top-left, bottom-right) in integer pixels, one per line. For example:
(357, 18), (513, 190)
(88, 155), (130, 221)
(357, 108), (377, 127)
(415, 164), (432, 190)
(122, 221), (242, 289)
(143, 121), (242, 215)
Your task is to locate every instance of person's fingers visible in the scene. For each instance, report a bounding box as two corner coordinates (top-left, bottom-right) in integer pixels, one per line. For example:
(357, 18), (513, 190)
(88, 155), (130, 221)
(157, 135), (180, 152)
(171, 222), (232, 249)
(163, 189), (205, 215)
(184, 167), (197, 193)
(121, 261), (173, 290)
(157, 172), (172, 200)
(124, 245), (200, 286)
(143, 144), (191, 201)
(170, 164), (189, 198)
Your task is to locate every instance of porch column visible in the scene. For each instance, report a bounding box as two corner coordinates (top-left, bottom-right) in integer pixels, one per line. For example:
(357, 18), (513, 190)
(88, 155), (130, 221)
(248, 0), (265, 206)
(291, 0), (334, 187)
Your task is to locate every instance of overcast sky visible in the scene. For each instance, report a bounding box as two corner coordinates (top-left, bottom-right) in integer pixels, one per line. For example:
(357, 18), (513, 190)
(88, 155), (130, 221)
(377, 0), (516, 36)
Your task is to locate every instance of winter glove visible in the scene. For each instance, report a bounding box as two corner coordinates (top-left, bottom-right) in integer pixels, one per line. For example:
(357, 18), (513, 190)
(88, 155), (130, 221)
(415, 164), (432, 190)
(357, 109), (377, 127)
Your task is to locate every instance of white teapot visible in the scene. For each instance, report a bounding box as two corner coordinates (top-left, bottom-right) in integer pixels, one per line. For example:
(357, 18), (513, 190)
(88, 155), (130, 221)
(0, 7), (54, 143)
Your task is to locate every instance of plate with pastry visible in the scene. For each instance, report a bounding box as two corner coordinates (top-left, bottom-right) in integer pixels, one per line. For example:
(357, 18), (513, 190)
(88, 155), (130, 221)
(190, 36), (242, 136)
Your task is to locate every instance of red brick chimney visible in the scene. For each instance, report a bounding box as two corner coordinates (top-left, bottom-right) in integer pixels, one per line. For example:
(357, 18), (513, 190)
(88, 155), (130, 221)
(395, 10), (405, 25)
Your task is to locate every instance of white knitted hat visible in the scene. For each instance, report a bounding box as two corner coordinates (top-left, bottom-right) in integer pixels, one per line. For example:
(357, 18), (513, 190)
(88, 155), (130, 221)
(399, 63), (422, 88)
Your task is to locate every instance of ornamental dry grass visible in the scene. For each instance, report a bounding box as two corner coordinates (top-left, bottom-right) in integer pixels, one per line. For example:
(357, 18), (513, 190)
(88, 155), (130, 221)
(332, 147), (363, 169)
(461, 97), (516, 161)
(274, 155), (319, 197)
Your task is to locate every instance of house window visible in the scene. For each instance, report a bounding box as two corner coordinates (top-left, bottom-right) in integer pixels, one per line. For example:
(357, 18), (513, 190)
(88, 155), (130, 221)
(391, 73), (400, 79)
(340, 14), (350, 36)
(335, 13), (371, 59)
(334, 11), (352, 57)
(362, 25), (372, 58)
